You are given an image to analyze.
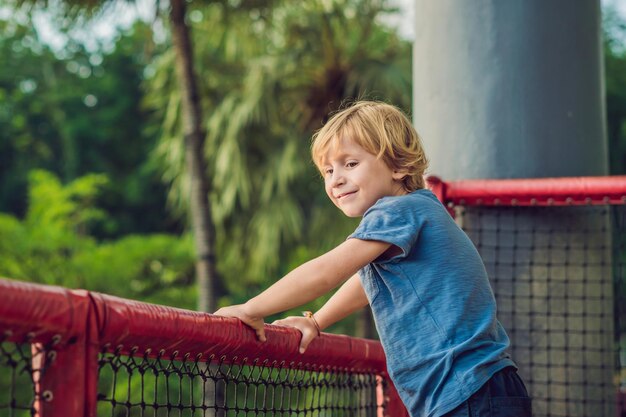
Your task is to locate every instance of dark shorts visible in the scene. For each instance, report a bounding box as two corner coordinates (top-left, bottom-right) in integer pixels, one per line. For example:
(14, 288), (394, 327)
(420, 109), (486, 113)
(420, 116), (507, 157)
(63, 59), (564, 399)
(442, 367), (532, 417)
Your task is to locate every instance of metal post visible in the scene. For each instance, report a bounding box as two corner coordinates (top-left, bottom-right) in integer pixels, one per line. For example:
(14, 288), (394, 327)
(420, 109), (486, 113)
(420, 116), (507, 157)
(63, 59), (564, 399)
(413, 1), (612, 416)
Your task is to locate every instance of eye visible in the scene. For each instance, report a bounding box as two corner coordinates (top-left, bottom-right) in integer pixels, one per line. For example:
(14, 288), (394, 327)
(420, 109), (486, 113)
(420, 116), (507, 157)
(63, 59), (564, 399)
(324, 168), (333, 175)
(346, 161), (358, 168)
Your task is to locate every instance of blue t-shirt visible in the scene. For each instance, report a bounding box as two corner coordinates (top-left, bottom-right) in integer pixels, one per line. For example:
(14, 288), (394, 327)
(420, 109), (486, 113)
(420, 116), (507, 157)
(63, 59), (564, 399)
(349, 189), (515, 417)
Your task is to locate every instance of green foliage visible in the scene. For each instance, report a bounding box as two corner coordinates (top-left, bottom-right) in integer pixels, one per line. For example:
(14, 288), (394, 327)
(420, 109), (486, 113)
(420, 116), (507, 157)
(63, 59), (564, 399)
(0, 13), (175, 237)
(604, 6), (626, 174)
(0, 16), (62, 216)
(0, 170), (195, 308)
(25, 169), (108, 231)
(74, 234), (196, 307)
(146, 0), (411, 314)
(0, 170), (103, 286)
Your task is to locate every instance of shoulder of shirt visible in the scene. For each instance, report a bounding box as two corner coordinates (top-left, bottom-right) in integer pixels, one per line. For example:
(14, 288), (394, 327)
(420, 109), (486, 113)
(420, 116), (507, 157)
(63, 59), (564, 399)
(363, 189), (440, 216)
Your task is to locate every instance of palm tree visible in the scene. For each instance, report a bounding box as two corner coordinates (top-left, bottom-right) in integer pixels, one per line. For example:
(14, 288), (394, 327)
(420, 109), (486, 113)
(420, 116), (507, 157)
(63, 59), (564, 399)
(168, 0), (218, 312)
(150, 0), (412, 335)
(18, 0), (221, 312)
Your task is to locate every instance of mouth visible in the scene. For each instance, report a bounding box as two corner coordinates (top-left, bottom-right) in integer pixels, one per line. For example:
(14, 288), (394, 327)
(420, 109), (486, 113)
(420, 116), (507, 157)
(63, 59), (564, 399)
(336, 191), (356, 200)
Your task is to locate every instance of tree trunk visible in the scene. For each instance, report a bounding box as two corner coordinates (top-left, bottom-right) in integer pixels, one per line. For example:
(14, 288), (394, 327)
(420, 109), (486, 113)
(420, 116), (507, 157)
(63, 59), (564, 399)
(169, 0), (219, 313)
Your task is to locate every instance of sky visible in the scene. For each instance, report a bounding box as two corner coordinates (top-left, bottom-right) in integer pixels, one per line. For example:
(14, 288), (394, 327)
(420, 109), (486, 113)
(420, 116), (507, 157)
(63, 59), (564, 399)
(9, 0), (626, 53)
(25, 0), (158, 53)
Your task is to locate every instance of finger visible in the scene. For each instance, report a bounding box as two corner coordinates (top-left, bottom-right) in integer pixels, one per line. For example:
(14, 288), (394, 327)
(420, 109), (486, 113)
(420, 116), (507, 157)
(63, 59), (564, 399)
(299, 331), (316, 353)
(214, 308), (231, 317)
(273, 319), (296, 327)
(256, 327), (267, 343)
(299, 338), (309, 353)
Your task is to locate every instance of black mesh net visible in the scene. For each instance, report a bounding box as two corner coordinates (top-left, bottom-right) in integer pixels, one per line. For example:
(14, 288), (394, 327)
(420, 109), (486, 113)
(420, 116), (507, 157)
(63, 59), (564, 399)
(0, 332), (56, 417)
(97, 345), (383, 417)
(456, 204), (625, 417)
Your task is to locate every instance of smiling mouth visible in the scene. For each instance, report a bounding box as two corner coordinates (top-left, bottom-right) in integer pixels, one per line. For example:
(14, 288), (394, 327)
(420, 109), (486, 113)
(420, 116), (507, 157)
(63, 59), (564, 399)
(336, 191), (356, 199)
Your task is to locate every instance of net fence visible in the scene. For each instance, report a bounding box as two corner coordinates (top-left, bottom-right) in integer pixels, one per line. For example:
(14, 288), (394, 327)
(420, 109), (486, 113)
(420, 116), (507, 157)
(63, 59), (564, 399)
(97, 346), (382, 417)
(0, 332), (387, 417)
(456, 204), (625, 417)
(0, 332), (56, 417)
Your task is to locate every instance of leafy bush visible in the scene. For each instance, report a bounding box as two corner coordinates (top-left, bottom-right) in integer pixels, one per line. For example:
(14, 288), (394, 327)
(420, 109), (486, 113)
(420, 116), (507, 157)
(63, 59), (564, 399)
(0, 170), (195, 308)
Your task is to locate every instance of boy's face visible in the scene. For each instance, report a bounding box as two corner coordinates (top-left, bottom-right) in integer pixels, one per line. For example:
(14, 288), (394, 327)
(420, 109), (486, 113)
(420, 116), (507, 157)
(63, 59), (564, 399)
(321, 137), (407, 217)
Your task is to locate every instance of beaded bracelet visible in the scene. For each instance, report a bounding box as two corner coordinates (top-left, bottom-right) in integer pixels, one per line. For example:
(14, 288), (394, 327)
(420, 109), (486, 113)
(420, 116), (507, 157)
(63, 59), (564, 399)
(302, 311), (321, 336)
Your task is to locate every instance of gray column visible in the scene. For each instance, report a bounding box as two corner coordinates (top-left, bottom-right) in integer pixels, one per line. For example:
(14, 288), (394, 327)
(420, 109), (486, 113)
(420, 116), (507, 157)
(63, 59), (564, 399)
(413, 2), (613, 416)
(413, 0), (607, 179)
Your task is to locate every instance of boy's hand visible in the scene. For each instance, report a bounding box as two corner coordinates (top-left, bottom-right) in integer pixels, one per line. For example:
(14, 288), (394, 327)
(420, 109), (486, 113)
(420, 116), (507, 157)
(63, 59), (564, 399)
(214, 304), (266, 342)
(272, 316), (319, 353)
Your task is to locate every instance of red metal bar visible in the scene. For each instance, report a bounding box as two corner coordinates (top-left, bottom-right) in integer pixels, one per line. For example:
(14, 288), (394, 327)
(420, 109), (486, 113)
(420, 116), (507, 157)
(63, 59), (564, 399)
(90, 291), (409, 415)
(0, 278), (95, 417)
(427, 175), (626, 207)
(0, 278), (80, 344)
(0, 278), (409, 417)
(91, 291), (387, 372)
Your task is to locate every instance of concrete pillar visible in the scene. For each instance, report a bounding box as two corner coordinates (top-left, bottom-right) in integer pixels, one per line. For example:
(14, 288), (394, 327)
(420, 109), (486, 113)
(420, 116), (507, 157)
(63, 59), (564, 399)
(413, 1), (613, 416)
(413, 0), (607, 179)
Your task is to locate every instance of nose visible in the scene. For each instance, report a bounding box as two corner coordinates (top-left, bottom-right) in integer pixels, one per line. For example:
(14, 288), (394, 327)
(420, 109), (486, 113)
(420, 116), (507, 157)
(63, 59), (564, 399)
(329, 169), (345, 188)
(325, 170), (345, 193)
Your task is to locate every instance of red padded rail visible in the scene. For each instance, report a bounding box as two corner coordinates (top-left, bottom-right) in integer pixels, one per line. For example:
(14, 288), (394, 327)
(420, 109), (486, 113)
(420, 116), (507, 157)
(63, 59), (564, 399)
(0, 278), (97, 417)
(91, 292), (388, 373)
(0, 278), (401, 416)
(0, 277), (91, 346)
(0, 278), (387, 373)
(427, 175), (626, 207)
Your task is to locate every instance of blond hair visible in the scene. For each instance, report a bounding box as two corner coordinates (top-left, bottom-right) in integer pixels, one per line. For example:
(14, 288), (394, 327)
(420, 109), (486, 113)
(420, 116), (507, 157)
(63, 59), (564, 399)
(311, 101), (429, 192)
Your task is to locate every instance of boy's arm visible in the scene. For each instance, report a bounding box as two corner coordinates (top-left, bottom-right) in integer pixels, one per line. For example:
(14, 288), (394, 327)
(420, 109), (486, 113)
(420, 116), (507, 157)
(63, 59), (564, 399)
(314, 272), (369, 330)
(273, 273), (369, 352)
(214, 238), (389, 341)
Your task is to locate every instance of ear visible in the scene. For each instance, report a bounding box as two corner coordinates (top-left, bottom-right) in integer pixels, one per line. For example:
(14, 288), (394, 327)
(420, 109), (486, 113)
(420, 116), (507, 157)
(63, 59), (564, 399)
(392, 169), (409, 181)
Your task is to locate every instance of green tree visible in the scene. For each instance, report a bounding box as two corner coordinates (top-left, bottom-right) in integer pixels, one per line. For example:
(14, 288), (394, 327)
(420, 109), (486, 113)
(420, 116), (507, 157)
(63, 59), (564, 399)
(604, 6), (626, 175)
(10, 0), (220, 312)
(0, 16), (68, 216)
(148, 0), (411, 334)
(0, 170), (196, 307)
(0, 12), (174, 237)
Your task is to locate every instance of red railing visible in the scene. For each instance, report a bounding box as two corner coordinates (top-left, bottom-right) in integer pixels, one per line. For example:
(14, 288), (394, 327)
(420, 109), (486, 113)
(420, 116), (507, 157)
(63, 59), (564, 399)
(0, 278), (407, 417)
(427, 175), (626, 207)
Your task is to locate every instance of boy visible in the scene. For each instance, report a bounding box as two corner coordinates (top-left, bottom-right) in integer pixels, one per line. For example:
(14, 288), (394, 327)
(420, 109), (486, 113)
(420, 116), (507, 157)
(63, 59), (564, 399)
(216, 101), (531, 417)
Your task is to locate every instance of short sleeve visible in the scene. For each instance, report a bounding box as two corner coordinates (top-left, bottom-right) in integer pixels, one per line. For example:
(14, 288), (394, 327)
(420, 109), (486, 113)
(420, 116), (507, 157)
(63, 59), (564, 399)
(348, 194), (424, 261)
